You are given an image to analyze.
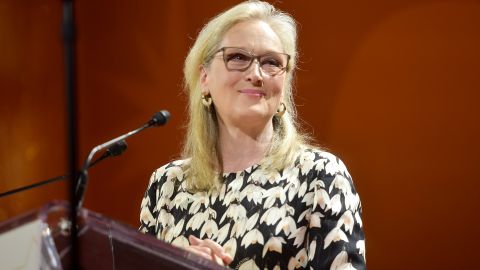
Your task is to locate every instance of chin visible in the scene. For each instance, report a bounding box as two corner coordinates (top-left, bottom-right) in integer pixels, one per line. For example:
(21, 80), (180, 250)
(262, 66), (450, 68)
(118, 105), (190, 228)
(236, 109), (273, 123)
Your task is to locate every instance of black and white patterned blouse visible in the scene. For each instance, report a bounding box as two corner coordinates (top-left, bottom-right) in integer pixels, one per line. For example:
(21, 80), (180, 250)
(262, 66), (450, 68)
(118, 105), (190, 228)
(139, 148), (366, 269)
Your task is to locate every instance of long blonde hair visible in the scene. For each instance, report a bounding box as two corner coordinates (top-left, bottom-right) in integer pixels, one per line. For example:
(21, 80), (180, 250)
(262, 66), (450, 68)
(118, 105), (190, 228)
(182, 0), (313, 192)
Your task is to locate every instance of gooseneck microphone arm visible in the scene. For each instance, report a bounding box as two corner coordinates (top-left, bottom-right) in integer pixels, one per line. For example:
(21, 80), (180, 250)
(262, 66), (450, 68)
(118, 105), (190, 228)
(75, 110), (170, 211)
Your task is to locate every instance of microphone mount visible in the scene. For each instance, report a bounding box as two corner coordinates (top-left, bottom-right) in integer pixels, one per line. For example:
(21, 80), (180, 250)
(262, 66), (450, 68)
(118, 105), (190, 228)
(75, 110), (170, 210)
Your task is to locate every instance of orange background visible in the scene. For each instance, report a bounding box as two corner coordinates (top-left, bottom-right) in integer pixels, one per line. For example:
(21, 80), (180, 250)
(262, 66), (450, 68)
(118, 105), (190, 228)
(1, 1), (480, 269)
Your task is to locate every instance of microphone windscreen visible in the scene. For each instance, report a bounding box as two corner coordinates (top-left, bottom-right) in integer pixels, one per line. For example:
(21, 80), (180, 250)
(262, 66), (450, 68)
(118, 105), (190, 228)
(150, 110), (170, 126)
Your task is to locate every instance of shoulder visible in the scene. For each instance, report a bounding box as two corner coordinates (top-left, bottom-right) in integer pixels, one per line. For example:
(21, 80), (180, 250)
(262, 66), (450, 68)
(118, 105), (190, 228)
(150, 159), (189, 184)
(296, 147), (352, 179)
(295, 147), (360, 202)
(145, 159), (190, 201)
(153, 159), (189, 178)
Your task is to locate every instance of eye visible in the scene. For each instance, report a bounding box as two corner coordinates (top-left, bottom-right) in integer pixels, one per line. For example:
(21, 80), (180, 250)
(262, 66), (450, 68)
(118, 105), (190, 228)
(260, 56), (282, 67)
(225, 52), (251, 62)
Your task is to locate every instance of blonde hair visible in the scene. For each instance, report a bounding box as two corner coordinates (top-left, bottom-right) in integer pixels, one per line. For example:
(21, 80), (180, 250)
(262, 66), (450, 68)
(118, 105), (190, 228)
(182, 0), (313, 191)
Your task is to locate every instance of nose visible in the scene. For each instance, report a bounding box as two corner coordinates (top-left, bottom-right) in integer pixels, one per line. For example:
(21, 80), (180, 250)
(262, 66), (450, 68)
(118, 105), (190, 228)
(246, 58), (263, 86)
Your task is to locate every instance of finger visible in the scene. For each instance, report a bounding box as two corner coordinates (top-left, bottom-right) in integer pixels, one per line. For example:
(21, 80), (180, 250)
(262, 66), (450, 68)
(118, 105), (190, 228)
(193, 236), (233, 265)
(186, 246), (212, 261)
(189, 245), (211, 255)
(199, 239), (225, 256)
(198, 239), (233, 264)
(188, 245), (226, 266)
(188, 236), (233, 265)
(222, 253), (233, 265)
(211, 252), (225, 266)
(188, 235), (201, 245)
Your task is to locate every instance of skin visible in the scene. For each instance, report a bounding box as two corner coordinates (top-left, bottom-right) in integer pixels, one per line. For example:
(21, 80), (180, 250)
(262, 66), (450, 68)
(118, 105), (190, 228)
(188, 235), (233, 265)
(190, 20), (287, 265)
(200, 19), (287, 173)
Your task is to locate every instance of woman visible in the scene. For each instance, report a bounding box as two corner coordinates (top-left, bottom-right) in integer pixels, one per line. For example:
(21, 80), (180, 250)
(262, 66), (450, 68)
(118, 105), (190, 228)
(140, 1), (366, 269)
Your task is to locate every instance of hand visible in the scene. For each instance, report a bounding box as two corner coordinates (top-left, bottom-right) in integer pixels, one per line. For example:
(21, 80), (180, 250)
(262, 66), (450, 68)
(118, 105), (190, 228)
(187, 235), (233, 266)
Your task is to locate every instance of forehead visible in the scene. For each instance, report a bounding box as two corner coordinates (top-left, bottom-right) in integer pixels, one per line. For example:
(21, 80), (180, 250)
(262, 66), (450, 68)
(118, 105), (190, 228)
(220, 20), (284, 53)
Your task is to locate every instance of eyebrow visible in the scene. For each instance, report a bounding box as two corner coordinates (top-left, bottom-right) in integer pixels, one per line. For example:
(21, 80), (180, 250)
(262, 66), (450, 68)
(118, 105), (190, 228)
(221, 46), (285, 55)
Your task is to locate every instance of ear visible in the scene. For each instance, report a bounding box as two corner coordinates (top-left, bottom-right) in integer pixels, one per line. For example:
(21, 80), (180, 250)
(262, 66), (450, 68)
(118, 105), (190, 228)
(199, 65), (209, 95)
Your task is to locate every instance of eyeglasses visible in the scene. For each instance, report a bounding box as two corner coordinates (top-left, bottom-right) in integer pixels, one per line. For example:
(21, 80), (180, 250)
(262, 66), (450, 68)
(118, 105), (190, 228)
(215, 47), (290, 76)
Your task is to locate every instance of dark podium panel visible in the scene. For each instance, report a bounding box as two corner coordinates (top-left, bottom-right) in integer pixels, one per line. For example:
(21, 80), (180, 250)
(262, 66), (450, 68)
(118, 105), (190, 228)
(0, 201), (227, 269)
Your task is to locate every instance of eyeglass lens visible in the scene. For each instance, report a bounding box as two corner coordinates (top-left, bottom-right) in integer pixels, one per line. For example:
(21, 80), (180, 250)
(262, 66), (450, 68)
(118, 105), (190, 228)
(222, 47), (289, 75)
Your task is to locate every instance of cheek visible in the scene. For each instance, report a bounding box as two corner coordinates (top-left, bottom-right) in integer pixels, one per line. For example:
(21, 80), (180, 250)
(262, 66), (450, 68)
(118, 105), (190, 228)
(224, 72), (245, 88)
(209, 68), (240, 91)
(209, 73), (241, 105)
(270, 77), (286, 98)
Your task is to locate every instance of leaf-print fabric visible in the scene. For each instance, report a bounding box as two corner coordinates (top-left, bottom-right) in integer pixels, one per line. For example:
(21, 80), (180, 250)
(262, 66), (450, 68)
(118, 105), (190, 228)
(140, 149), (366, 269)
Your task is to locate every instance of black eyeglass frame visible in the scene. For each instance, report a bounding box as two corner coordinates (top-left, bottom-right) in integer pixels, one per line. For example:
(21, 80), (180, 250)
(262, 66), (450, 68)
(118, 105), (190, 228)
(214, 47), (291, 76)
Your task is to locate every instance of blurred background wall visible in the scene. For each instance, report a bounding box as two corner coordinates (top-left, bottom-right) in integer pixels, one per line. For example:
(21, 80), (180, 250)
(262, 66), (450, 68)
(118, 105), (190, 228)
(1, 0), (479, 269)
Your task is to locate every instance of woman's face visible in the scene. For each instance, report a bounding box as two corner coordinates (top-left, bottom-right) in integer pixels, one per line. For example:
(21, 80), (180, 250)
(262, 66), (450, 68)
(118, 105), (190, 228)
(200, 20), (287, 130)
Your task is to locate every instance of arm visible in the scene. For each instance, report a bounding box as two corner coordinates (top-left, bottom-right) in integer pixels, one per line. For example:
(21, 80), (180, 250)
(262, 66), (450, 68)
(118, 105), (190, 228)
(307, 154), (366, 269)
(139, 171), (159, 235)
(139, 165), (231, 266)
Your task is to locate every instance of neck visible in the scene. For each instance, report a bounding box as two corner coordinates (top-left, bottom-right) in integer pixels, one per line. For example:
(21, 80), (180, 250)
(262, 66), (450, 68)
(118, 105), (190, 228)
(217, 119), (273, 173)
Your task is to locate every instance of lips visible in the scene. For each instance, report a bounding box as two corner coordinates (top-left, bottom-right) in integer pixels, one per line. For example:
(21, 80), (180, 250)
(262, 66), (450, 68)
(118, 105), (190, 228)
(238, 89), (265, 97)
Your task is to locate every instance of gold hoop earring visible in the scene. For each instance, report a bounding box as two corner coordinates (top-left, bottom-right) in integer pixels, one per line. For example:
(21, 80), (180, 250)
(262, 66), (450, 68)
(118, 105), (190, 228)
(201, 93), (212, 107)
(275, 102), (286, 117)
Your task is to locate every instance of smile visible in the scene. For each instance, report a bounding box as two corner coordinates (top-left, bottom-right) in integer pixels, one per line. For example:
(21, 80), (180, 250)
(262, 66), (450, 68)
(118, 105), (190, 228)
(238, 89), (265, 97)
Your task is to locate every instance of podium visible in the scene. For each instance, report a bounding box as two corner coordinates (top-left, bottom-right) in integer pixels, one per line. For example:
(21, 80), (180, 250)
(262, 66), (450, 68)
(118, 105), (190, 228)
(0, 201), (226, 269)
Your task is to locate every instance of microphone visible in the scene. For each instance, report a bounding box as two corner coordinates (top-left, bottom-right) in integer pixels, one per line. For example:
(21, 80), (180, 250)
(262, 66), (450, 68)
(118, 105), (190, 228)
(75, 110), (170, 210)
(88, 140), (128, 168)
(0, 141), (128, 199)
(148, 110), (171, 127)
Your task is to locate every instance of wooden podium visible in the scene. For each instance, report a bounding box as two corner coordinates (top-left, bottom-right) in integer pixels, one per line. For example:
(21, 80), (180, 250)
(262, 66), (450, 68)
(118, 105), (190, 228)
(0, 201), (226, 269)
